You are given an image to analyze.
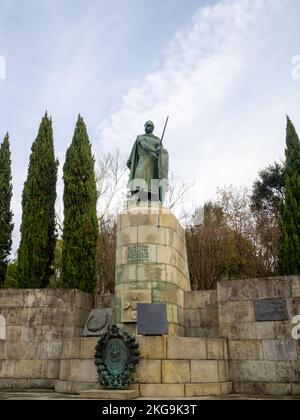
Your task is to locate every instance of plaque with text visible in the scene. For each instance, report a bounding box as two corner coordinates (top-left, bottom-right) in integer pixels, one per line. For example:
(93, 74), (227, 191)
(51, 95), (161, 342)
(128, 245), (150, 263)
(137, 304), (168, 336)
(254, 299), (288, 322)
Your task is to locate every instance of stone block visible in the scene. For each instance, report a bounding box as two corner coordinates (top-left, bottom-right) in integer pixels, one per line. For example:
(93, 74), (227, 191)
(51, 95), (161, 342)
(220, 382), (233, 394)
(291, 276), (300, 297)
(137, 225), (160, 245)
(185, 326), (220, 338)
(191, 360), (219, 383)
(292, 384), (300, 396)
(80, 338), (98, 359)
(0, 378), (28, 389)
(167, 337), (206, 359)
(62, 339), (80, 359)
(233, 381), (292, 396)
(54, 379), (73, 394)
(121, 213), (159, 229)
(168, 324), (185, 337)
(47, 360), (60, 379)
(134, 359), (161, 383)
(137, 263), (165, 282)
(68, 359), (98, 383)
(276, 361), (298, 382)
(6, 326), (22, 341)
(228, 340), (263, 360)
(136, 336), (166, 359)
(218, 361), (229, 382)
(0, 341), (6, 359)
(74, 309), (90, 328)
(159, 214), (179, 232)
(165, 228), (179, 249)
(139, 384), (185, 398)
(162, 360), (190, 383)
(185, 383), (221, 397)
(14, 360), (48, 379)
(207, 339), (225, 359)
(5, 308), (27, 325)
(157, 245), (177, 266)
(229, 361), (277, 382)
(59, 360), (70, 381)
(0, 360), (15, 378)
(119, 226), (138, 247)
(74, 290), (93, 311)
(116, 264), (139, 285)
(184, 291), (217, 309)
(0, 290), (24, 307)
(220, 321), (277, 340)
(218, 277), (293, 303)
(275, 320), (294, 339)
(219, 301), (255, 323)
(72, 382), (101, 394)
(6, 342), (30, 360)
(263, 339), (298, 361)
(185, 308), (219, 329)
(286, 298), (300, 318)
(80, 389), (139, 400)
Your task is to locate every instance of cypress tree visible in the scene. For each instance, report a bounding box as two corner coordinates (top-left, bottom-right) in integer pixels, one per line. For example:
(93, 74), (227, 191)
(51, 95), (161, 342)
(61, 115), (98, 292)
(281, 116), (300, 274)
(0, 134), (14, 286)
(18, 113), (58, 288)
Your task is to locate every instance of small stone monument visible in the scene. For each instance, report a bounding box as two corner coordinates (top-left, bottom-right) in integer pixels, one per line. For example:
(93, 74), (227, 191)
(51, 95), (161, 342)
(114, 121), (191, 336)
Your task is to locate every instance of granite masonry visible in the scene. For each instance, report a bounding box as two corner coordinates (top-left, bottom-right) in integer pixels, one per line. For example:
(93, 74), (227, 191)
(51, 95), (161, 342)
(0, 277), (299, 397)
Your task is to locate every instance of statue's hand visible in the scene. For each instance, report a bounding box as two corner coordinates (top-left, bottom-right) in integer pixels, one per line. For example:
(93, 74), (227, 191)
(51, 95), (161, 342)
(156, 145), (162, 156)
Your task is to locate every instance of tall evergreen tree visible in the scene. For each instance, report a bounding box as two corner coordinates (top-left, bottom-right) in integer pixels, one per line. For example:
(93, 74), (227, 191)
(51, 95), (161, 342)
(61, 115), (98, 293)
(281, 116), (300, 275)
(18, 113), (58, 288)
(0, 133), (14, 286)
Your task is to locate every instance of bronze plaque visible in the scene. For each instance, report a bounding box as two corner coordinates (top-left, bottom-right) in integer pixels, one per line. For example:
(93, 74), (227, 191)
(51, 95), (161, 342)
(254, 299), (288, 322)
(128, 245), (150, 263)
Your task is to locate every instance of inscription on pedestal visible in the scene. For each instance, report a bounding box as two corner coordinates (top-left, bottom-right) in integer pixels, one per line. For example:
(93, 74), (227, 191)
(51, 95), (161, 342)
(128, 245), (150, 263)
(254, 299), (288, 322)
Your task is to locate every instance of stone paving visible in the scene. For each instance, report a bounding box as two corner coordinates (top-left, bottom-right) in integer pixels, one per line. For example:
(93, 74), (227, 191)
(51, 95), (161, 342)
(0, 390), (299, 400)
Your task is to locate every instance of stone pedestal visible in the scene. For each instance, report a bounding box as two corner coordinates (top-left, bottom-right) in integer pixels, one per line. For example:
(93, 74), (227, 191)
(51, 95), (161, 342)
(114, 203), (191, 336)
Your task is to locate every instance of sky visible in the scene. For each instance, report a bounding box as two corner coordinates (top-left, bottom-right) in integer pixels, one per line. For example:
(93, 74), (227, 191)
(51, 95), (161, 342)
(0, 0), (300, 255)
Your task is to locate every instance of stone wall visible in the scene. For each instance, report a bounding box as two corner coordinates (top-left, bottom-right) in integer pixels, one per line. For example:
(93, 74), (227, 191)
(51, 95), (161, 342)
(55, 336), (232, 397)
(0, 289), (92, 389)
(184, 290), (219, 337)
(218, 276), (300, 396)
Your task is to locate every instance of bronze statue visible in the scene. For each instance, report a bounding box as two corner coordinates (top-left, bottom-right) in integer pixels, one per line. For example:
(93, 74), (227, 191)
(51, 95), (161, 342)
(127, 120), (169, 203)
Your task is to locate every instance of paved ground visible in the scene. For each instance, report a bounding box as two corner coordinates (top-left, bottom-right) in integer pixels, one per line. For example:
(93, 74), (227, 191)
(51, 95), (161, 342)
(0, 390), (299, 400)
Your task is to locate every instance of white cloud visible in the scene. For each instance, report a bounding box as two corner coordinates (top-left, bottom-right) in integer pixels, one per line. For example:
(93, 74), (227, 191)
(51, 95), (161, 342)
(96, 0), (294, 207)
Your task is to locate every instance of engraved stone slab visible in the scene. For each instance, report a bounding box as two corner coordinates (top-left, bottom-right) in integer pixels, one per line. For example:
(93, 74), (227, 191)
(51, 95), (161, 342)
(82, 309), (112, 337)
(128, 245), (150, 263)
(121, 290), (152, 323)
(137, 304), (168, 336)
(254, 299), (288, 322)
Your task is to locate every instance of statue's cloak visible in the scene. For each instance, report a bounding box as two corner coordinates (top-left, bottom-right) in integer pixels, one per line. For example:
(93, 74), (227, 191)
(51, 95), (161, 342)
(128, 135), (169, 202)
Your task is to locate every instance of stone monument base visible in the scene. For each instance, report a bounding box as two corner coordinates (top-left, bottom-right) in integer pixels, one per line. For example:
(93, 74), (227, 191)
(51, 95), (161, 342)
(115, 203), (191, 336)
(55, 336), (232, 397)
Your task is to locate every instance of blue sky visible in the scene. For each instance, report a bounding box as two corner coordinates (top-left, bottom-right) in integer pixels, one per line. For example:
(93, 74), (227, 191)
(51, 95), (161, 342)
(1, 0), (300, 254)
